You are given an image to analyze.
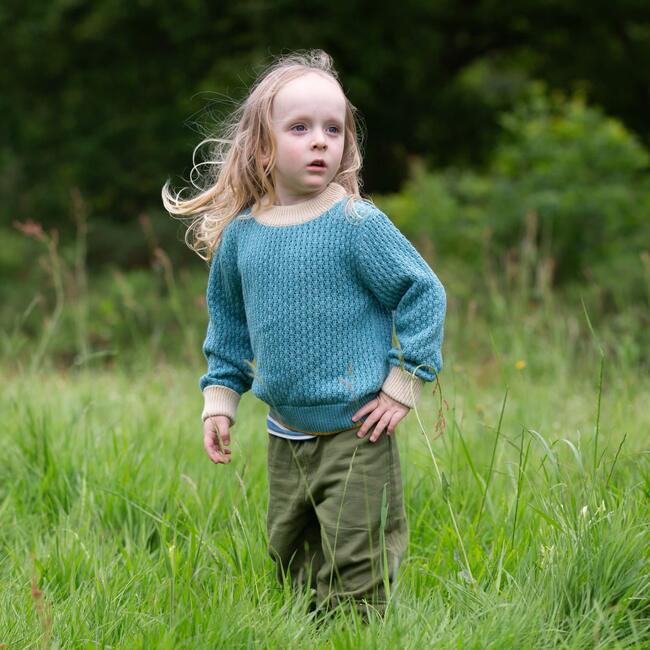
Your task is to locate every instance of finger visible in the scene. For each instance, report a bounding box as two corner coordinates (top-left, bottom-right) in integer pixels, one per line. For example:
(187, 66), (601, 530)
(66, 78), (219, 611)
(357, 408), (384, 438)
(352, 397), (379, 423)
(386, 411), (403, 436)
(205, 429), (232, 464)
(203, 435), (223, 463)
(213, 446), (232, 464)
(212, 451), (232, 465)
(208, 421), (230, 452)
(208, 428), (224, 456)
(204, 438), (231, 464)
(369, 411), (394, 443)
(215, 425), (230, 450)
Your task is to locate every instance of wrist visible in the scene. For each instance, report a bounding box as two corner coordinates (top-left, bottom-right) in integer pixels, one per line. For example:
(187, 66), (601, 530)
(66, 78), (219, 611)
(380, 365), (424, 408)
(202, 385), (241, 425)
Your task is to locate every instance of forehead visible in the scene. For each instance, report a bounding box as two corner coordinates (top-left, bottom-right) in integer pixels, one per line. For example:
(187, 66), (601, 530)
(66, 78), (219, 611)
(272, 72), (346, 121)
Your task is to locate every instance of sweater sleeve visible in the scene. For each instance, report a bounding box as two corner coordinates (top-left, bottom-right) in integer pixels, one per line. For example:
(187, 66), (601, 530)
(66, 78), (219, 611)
(199, 222), (254, 425)
(354, 207), (446, 408)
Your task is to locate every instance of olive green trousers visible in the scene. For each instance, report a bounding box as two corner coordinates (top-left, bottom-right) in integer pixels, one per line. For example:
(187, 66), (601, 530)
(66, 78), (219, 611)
(266, 426), (408, 615)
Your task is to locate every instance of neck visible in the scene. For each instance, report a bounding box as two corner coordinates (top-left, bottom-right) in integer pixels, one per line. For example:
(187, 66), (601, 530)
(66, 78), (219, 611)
(252, 183), (348, 227)
(272, 186), (324, 207)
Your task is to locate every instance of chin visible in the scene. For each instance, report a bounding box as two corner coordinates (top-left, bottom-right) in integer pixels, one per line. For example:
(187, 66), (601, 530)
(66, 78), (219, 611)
(304, 176), (330, 187)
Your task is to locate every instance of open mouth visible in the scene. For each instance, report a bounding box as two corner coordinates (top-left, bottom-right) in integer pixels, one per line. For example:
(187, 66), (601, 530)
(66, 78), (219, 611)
(308, 160), (326, 168)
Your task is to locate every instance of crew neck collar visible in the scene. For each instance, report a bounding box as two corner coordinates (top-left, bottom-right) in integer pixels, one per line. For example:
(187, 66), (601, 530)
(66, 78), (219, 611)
(252, 183), (348, 227)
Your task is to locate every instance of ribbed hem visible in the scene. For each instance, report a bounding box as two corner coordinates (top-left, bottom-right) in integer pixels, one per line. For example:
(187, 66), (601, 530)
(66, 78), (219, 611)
(268, 395), (377, 434)
(252, 183), (347, 226)
(201, 385), (242, 425)
(380, 365), (424, 408)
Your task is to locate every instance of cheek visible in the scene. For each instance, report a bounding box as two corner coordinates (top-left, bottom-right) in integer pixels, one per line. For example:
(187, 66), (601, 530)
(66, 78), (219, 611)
(333, 139), (345, 163)
(276, 137), (303, 165)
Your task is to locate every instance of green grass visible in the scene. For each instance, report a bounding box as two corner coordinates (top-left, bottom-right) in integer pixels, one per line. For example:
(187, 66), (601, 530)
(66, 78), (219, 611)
(1, 298), (649, 649)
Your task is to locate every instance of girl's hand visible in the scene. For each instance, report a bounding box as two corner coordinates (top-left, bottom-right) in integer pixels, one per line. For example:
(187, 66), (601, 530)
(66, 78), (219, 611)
(203, 415), (232, 464)
(351, 391), (410, 443)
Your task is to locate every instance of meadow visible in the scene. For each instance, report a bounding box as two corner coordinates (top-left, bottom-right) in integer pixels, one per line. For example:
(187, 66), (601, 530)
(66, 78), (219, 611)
(1, 284), (649, 649)
(3, 12), (650, 648)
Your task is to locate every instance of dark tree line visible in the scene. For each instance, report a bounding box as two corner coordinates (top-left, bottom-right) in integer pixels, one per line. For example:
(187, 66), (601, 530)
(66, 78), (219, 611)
(2, 1), (649, 242)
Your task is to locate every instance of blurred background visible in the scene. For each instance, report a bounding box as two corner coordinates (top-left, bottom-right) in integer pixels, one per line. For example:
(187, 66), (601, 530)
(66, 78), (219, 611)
(2, 1), (649, 371)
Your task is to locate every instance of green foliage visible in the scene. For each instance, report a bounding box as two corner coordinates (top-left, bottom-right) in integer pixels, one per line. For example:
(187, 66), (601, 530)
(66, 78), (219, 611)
(490, 84), (650, 285)
(3, 84), (648, 372)
(1, 230), (206, 371)
(3, 2), (650, 234)
(375, 85), (650, 326)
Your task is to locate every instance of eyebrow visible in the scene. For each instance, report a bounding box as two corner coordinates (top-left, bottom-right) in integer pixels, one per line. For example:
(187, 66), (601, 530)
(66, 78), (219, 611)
(284, 115), (344, 125)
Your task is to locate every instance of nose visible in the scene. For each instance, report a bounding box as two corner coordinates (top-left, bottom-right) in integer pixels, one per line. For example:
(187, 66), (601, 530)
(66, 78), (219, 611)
(312, 133), (327, 150)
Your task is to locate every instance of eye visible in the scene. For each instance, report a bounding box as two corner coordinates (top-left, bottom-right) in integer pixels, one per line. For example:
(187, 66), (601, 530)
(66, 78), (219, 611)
(291, 124), (307, 132)
(327, 126), (341, 134)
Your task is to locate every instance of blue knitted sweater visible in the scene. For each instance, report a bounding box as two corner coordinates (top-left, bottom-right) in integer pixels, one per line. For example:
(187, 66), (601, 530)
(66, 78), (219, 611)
(199, 183), (446, 434)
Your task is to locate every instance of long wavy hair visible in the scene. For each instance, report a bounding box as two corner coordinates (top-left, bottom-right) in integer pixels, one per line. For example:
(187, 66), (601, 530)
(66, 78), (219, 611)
(161, 49), (367, 260)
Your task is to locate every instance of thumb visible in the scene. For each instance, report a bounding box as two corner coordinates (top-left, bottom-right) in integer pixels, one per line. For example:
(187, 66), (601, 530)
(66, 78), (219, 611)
(215, 417), (231, 448)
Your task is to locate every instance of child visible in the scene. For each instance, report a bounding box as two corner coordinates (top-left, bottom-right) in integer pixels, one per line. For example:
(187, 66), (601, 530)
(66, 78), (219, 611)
(162, 49), (446, 618)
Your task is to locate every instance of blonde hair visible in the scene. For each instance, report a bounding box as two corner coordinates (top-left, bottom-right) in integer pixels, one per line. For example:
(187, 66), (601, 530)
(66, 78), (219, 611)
(161, 49), (369, 260)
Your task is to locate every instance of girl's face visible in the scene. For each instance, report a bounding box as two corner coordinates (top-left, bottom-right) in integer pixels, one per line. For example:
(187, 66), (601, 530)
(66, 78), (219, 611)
(265, 72), (346, 205)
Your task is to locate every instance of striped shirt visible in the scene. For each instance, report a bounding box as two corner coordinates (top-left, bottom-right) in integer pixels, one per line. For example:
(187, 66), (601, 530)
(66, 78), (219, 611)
(266, 410), (365, 441)
(266, 411), (317, 441)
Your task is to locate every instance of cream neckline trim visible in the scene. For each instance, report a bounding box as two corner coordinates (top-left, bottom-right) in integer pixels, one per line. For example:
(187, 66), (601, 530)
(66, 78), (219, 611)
(252, 183), (348, 226)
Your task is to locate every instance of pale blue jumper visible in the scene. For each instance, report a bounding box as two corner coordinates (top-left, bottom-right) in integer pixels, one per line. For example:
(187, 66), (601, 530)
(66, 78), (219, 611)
(199, 183), (447, 435)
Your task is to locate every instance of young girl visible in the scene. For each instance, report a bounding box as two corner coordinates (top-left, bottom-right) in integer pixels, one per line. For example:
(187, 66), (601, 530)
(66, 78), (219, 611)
(162, 49), (446, 618)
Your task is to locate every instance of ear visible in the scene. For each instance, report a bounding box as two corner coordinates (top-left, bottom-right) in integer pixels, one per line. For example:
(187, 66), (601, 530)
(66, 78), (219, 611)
(260, 150), (273, 172)
(260, 134), (274, 168)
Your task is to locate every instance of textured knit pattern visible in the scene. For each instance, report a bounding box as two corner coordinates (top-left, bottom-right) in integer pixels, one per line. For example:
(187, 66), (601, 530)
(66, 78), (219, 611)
(200, 186), (447, 433)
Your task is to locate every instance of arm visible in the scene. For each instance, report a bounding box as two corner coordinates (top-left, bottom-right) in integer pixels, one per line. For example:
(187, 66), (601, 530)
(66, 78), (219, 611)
(199, 222), (254, 426)
(354, 207), (447, 409)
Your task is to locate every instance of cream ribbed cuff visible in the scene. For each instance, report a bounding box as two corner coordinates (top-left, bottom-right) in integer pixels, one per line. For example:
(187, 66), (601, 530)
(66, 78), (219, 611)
(201, 385), (242, 425)
(380, 365), (424, 409)
(252, 183), (347, 226)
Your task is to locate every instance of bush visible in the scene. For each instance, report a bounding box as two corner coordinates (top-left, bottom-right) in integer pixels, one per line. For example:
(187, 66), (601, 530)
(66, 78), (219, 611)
(375, 84), (650, 314)
(491, 84), (650, 288)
